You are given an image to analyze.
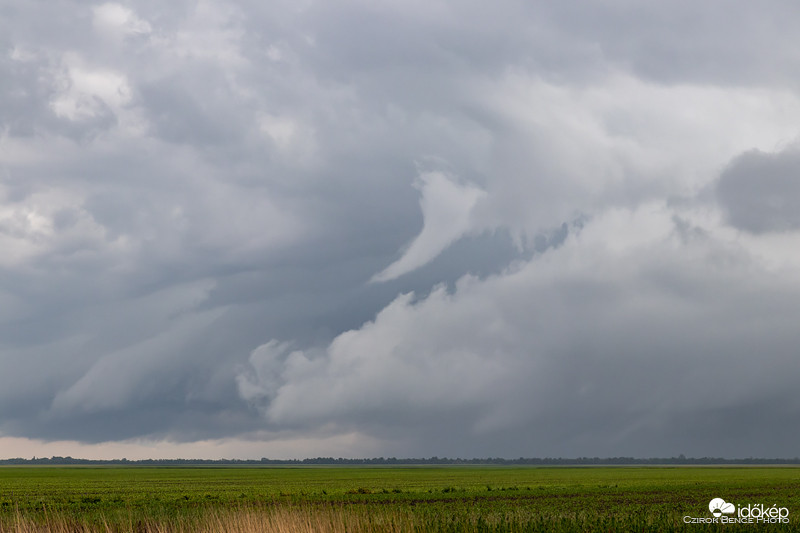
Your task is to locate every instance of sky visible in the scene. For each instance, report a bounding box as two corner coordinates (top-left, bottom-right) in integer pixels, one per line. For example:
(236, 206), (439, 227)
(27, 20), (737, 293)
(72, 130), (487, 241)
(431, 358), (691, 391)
(2, 0), (800, 460)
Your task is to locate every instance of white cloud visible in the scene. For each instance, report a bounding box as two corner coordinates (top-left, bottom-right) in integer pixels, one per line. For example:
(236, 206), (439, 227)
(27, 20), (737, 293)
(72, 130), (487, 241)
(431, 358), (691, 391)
(372, 172), (485, 281)
(240, 200), (800, 455)
(0, 185), (107, 267)
(92, 3), (152, 40)
(472, 72), (800, 237)
(257, 113), (316, 160)
(237, 341), (299, 406)
(50, 65), (131, 121)
(170, 0), (247, 67)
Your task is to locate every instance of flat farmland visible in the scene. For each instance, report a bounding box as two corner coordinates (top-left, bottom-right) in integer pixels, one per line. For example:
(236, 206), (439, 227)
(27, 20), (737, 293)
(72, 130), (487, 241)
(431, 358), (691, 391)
(1, 465), (800, 531)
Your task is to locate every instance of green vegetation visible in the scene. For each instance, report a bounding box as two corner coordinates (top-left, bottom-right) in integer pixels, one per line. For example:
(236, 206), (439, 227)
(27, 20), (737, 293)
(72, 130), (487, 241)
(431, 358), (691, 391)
(1, 465), (799, 531)
(5, 455), (800, 465)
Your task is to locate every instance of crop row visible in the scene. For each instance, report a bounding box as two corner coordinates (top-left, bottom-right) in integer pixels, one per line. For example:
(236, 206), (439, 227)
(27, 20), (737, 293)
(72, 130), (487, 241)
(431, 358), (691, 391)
(1, 466), (799, 531)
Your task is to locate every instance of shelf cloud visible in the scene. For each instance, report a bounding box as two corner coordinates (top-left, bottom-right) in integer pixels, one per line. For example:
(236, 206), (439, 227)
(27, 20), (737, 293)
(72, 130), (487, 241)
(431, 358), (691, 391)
(2, 0), (800, 459)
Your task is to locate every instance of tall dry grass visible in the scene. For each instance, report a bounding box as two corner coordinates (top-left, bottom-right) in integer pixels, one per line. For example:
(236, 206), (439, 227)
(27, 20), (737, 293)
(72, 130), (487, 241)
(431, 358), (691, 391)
(1, 505), (753, 532)
(2, 505), (417, 533)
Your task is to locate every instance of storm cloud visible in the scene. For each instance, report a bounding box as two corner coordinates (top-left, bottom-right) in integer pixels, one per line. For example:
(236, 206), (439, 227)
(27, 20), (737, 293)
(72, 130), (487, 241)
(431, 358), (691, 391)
(717, 146), (800, 233)
(2, 0), (800, 459)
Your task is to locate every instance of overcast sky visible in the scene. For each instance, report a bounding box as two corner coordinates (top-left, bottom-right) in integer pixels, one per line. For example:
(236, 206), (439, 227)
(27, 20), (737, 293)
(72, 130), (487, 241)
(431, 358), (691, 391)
(2, 0), (800, 460)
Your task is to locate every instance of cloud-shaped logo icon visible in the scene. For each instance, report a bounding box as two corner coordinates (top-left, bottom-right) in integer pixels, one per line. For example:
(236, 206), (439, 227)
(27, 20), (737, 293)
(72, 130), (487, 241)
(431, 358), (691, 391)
(709, 498), (736, 517)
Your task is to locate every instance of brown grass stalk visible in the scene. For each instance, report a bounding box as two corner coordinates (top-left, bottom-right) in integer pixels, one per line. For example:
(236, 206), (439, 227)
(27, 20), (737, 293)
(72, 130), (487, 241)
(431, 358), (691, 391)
(2, 505), (416, 533)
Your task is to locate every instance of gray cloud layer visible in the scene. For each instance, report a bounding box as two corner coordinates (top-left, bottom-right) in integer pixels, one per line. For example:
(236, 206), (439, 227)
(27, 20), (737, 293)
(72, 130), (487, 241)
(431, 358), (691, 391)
(2, 0), (800, 458)
(717, 147), (800, 233)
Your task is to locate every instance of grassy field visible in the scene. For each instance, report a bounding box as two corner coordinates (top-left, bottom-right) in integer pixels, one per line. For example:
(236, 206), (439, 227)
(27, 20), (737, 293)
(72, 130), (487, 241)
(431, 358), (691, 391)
(1, 465), (799, 531)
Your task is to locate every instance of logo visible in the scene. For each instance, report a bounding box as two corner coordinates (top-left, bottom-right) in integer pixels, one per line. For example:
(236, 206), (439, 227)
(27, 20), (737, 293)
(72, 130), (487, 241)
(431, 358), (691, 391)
(709, 498), (735, 517)
(683, 497), (789, 524)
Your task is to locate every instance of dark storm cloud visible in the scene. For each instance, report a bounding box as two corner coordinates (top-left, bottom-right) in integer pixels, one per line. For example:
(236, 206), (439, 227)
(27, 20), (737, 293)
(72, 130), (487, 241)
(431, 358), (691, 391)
(717, 146), (800, 233)
(2, 0), (800, 458)
(239, 207), (800, 458)
(0, 0), (501, 443)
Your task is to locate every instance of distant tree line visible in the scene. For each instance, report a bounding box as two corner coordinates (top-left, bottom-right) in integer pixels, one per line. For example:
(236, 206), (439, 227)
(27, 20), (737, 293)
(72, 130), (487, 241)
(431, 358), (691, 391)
(2, 455), (799, 466)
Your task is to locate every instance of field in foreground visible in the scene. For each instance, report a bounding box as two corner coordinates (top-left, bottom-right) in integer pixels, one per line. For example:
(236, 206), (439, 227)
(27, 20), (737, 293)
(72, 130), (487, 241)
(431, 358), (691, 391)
(1, 465), (799, 531)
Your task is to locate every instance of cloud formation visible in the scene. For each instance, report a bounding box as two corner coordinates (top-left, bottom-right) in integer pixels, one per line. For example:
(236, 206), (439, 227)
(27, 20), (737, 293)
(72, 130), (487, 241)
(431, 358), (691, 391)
(717, 145), (800, 233)
(372, 172), (485, 282)
(239, 203), (800, 457)
(2, 0), (800, 458)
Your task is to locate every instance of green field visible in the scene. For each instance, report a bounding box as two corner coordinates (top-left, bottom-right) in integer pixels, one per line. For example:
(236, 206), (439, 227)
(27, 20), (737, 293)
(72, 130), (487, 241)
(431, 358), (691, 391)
(1, 465), (799, 531)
